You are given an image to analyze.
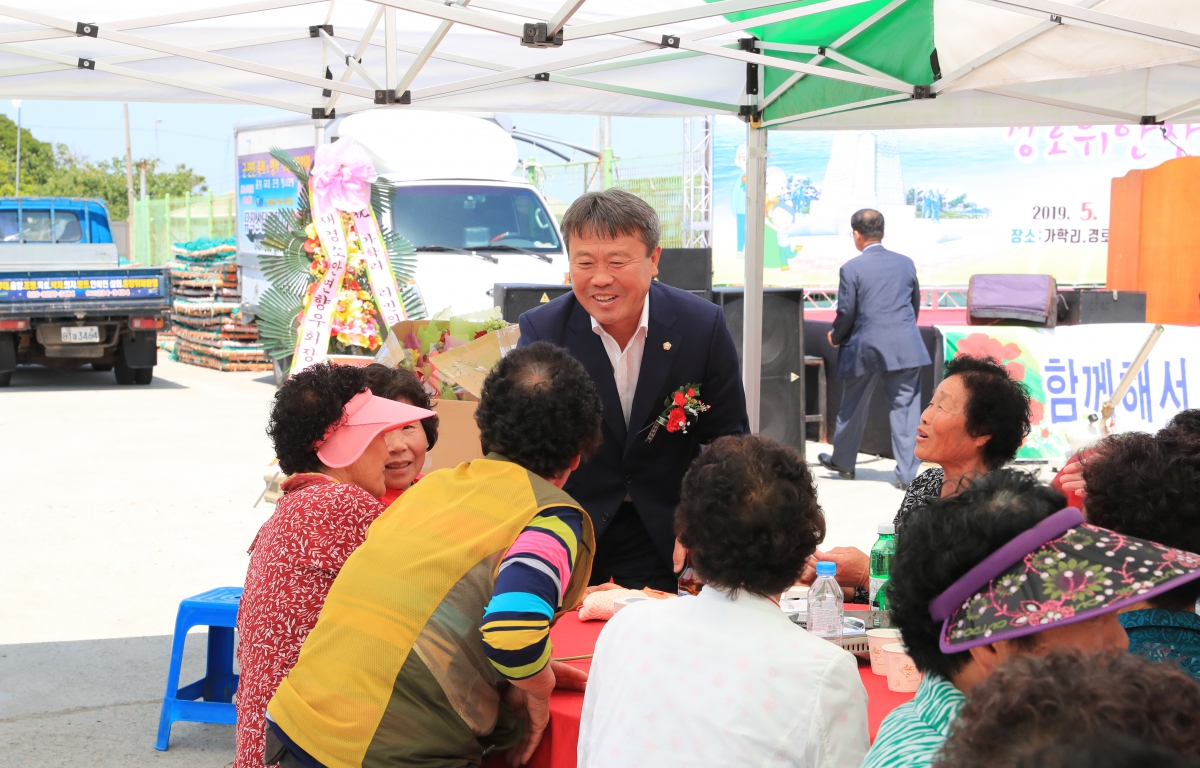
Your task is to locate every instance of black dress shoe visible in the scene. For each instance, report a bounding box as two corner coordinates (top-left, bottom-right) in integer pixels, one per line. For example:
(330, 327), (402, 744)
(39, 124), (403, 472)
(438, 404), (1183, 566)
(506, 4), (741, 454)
(818, 453), (855, 479)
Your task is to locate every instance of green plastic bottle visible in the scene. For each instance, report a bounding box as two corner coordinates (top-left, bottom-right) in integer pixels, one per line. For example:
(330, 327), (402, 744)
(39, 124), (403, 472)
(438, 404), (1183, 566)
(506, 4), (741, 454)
(869, 523), (896, 627)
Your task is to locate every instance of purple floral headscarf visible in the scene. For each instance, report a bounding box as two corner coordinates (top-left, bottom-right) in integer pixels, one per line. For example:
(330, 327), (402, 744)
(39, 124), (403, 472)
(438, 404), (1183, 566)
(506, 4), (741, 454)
(930, 508), (1200, 652)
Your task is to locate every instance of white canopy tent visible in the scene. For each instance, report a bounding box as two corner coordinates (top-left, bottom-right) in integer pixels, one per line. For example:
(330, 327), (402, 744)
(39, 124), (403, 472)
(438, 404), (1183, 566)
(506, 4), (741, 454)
(0, 0), (1194, 429)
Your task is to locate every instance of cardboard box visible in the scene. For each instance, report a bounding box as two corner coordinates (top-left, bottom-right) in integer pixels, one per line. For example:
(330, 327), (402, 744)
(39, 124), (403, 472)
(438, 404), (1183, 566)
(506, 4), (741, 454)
(378, 319), (523, 472)
(424, 398), (483, 471)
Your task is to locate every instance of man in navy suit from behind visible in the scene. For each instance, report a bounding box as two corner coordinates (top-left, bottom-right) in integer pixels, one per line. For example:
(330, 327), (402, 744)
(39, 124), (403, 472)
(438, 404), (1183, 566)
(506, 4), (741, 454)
(518, 189), (749, 592)
(818, 209), (931, 489)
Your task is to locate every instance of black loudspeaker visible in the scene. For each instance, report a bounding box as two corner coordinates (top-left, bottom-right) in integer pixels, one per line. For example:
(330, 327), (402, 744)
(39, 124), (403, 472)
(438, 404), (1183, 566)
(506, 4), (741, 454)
(1059, 290), (1146, 325)
(656, 248), (712, 291)
(494, 284), (573, 323)
(804, 321), (943, 458)
(712, 287), (805, 452)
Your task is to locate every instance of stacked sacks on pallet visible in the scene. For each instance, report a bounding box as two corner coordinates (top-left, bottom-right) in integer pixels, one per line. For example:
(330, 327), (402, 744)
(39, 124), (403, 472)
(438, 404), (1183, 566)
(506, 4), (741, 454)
(169, 237), (272, 372)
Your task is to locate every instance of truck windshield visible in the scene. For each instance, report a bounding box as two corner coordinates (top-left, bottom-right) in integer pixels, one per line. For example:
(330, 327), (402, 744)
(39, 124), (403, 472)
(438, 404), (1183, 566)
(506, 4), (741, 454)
(390, 184), (560, 252)
(0, 209), (84, 243)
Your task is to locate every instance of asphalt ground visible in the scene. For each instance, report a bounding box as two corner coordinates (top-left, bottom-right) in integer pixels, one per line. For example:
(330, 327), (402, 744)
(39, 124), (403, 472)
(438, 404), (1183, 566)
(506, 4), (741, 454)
(1, 357), (927, 767)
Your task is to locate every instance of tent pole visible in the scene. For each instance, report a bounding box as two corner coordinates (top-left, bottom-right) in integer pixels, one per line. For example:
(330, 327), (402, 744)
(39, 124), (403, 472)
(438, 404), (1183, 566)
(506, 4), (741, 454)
(743, 124), (766, 434)
(384, 7), (398, 91)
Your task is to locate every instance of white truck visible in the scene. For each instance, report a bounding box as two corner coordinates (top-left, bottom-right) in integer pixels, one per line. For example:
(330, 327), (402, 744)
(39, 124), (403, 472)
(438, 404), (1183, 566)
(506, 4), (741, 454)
(234, 111), (568, 337)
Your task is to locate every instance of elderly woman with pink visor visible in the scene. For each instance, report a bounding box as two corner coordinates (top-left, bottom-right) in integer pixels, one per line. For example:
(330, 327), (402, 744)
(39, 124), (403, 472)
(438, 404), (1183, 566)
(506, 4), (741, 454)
(233, 361), (434, 768)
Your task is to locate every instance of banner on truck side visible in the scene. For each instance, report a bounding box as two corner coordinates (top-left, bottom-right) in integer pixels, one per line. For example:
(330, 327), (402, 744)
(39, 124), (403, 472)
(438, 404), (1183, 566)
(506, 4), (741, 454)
(938, 324), (1197, 461)
(0, 274), (164, 301)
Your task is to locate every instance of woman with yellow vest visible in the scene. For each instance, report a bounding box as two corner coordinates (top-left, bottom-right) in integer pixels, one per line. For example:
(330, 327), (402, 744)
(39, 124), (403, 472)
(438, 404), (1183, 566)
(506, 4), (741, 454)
(265, 341), (604, 768)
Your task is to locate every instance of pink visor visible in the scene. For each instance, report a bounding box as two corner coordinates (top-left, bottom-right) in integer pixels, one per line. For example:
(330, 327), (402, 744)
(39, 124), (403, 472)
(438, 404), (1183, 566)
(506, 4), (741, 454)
(315, 391), (436, 469)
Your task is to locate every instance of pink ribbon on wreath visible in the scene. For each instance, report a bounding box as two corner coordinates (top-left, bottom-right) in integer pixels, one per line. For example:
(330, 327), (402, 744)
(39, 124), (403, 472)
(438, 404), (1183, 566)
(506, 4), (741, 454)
(310, 138), (376, 213)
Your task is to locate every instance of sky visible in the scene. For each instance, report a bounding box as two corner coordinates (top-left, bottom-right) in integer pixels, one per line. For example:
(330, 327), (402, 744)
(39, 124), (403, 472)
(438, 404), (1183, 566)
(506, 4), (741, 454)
(0, 100), (686, 195)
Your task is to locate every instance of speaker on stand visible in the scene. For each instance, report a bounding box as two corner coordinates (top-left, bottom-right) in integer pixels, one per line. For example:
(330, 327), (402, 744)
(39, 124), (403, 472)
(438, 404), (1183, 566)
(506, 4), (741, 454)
(712, 287), (806, 452)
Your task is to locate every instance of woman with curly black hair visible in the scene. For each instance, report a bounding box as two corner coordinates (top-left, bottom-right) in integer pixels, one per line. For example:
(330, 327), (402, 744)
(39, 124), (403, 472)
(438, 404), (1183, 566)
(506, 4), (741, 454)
(577, 435), (870, 768)
(801, 354), (1032, 602)
(235, 362), (432, 768)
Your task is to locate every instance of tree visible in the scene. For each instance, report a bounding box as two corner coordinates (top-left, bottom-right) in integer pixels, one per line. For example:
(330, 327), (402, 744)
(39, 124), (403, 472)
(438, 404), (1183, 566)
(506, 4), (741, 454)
(0, 115), (206, 220)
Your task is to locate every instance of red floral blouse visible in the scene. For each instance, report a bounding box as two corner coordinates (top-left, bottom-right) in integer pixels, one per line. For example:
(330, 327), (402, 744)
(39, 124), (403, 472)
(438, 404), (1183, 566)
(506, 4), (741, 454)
(234, 473), (384, 768)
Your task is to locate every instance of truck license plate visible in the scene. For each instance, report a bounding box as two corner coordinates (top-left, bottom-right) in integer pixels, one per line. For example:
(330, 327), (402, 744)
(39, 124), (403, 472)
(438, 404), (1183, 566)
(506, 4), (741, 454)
(61, 326), (100, 343)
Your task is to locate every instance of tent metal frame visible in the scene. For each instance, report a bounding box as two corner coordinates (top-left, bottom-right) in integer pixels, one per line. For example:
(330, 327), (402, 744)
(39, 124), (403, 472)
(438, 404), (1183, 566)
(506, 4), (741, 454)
(0, 0), (1189, 430)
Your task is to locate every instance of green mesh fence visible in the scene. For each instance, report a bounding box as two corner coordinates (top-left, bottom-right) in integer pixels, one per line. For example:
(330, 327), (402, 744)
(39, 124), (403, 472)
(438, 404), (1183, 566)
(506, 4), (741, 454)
(527, 152), (685, 248)
(132, 192), (237, 266)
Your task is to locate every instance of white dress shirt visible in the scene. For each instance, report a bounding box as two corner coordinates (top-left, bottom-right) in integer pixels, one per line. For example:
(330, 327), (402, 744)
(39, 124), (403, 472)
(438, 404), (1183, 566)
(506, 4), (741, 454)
(590, 293), (650, 427)
(578, 586), (870, 768)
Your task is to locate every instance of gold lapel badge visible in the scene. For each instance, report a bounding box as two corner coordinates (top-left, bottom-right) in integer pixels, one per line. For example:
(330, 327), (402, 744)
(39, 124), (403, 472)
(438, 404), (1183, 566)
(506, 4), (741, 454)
(663, 342), (672, 351)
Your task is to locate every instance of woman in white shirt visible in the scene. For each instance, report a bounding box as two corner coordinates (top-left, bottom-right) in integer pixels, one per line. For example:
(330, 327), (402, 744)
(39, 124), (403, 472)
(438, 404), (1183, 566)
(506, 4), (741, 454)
(578, 435), (870, 768)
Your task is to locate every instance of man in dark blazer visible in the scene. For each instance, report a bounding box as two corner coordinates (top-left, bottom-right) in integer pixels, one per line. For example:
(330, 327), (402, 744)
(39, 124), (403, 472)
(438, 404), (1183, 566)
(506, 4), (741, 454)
(518, 189), (749, 592)
(818, 209), (931, 489)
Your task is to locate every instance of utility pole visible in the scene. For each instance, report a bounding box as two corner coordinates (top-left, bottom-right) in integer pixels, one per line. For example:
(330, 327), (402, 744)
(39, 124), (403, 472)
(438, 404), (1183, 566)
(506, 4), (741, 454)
(12, 100), (21, 197)
(123, 104), (135, 232)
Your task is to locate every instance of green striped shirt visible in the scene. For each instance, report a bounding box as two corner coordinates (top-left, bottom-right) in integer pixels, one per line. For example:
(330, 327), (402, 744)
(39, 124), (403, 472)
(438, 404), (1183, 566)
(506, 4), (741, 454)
(861, 673), (966, 768)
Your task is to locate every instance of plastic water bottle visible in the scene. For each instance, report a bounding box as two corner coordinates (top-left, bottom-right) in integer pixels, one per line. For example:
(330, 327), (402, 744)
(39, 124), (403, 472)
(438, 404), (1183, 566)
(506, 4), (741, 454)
(869, 523), (896, 627)
(807, 561), (844, 646)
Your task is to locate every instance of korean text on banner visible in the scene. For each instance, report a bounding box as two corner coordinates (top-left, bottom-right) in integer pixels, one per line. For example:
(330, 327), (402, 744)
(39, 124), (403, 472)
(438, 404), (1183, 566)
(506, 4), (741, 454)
(939, 324), (1197, 460)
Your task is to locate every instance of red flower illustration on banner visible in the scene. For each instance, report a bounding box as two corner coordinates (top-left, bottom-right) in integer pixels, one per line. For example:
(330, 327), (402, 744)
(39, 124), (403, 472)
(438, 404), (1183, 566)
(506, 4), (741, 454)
(1006, 361), (1026, 381)
(1029, 400), (1044, 426)
(956, 333), (1021, 364)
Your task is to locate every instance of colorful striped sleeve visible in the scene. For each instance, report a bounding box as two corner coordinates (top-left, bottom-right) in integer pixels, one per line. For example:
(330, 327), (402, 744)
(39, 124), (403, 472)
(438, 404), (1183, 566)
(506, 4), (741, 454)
(480, 506), (583, 680)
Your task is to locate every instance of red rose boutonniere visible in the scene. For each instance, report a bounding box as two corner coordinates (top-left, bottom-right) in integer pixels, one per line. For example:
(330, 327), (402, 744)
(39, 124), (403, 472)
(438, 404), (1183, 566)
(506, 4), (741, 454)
(646, 384), (710, 443)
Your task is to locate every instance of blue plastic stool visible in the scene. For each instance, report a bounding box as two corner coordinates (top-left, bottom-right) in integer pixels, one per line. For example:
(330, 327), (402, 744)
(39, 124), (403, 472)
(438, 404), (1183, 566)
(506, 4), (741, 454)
(154, 586), (243, 751)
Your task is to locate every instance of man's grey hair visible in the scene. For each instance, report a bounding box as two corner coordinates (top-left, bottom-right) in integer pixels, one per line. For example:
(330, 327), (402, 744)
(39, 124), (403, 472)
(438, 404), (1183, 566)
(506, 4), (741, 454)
(560, 188), (660, 255)
(850, 208), (885, 239)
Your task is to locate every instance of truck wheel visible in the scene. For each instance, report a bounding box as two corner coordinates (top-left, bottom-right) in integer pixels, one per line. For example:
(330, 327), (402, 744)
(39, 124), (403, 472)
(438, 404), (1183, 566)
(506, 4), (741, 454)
(114, 359), (136, 385)
(0, 371), (10, 388)
(134, 367), (153, 385)
(92, 363), (113, 372)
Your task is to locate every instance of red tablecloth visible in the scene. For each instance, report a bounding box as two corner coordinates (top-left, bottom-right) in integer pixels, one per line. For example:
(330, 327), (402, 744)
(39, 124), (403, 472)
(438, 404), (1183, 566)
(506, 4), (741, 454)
(484, 612), (915, 768)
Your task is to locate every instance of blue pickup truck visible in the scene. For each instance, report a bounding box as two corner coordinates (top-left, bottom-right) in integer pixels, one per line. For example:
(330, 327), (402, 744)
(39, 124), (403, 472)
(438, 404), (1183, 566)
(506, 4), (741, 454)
(0, 197), (169, 386)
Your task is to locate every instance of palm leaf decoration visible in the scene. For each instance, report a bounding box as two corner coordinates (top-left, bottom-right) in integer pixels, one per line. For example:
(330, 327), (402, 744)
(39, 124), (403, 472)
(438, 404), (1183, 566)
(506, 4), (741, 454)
(270, 146), (311, 186)
(254, 148), (427, 361)
(256, 285), (304, 358)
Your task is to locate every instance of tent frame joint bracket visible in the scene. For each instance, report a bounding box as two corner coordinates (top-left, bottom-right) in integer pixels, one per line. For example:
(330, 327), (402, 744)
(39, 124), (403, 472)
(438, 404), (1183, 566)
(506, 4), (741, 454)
(912, 85), (935, 99)
(521, 23), (563, 48)
(660, 35), (679, 49)
(310, 24), (333, 38)
(533, 71), (550, 81)
(738, 106), (762, 123)
(312, 107), (336, 120)
(75, 22), (98, 38)
(77, 58), (95, 70)
(1140, 115), (1164, 125)
(374, 88), (412, 104)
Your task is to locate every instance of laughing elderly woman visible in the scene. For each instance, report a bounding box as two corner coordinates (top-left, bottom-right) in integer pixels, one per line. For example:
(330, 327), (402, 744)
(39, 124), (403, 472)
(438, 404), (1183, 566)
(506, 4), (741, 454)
(234, 362), (433, 768)
(802, 354), (1032, 602)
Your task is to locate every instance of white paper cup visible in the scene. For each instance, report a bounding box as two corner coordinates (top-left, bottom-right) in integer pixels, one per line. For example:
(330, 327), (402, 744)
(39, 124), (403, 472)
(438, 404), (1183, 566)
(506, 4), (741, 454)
(883, 642), (922, 692)
(866, 629), (903, 676)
